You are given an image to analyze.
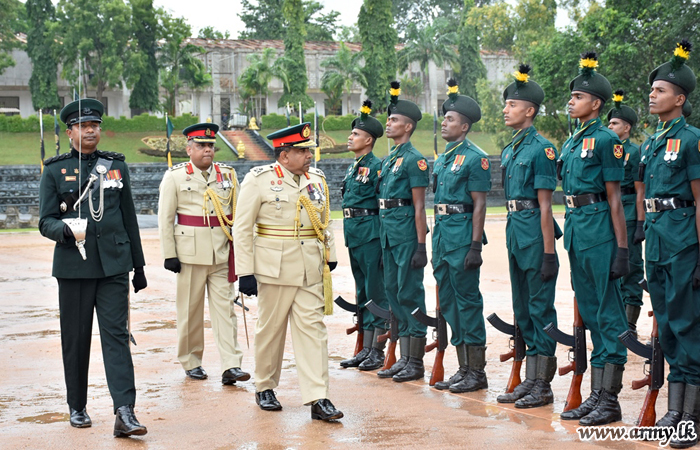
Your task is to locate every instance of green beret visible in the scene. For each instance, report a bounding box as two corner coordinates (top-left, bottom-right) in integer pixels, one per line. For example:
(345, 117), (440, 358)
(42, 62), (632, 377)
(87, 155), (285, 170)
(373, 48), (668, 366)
(649, 40), (696, 95)
(266, 122), (312, 148)
(606, 90), (638, 127)
(503, 64), (545, 107)
(442, 78), (481, 124)
(352, 100), (384, 138)
(60, 98), (104, 126)
(683, 101), (693, 118)
(183, 122), (219, 143)
(569, 52), (612, 102)
(387, 81), (422, 123)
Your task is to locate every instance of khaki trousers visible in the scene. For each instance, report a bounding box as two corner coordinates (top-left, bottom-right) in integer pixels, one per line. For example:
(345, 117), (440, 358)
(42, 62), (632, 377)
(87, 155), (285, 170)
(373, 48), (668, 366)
(176, 262), (243, 372)
(255, 281), (329, 404)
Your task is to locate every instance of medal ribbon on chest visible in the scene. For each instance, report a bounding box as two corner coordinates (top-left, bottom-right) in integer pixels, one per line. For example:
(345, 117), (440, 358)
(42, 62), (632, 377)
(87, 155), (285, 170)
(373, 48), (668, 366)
(451, 154), (466, 172)
(392, 157), (404, 173)
(356, 166), (370, 183)
(665, 139), (681, 161)
(581, 138), (595, 158)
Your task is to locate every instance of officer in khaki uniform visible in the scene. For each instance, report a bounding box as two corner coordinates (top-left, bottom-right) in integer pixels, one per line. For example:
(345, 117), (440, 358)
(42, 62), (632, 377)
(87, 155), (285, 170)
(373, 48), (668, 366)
(640, 40), (700, 449)
(158, 123), (249, 385)
(234, 122), (343, 421)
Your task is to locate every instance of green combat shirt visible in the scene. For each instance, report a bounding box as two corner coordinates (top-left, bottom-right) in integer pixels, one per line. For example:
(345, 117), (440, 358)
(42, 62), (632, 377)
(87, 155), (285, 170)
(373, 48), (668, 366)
(378, 142), (430, 248)
(641, 116), (700, 261)
(432, 138), (491, 254)
(621, 139), (641, 223)
(501, 126), (560, 250)
(560, 117), (624, 251)
(342, 151), (383, 248)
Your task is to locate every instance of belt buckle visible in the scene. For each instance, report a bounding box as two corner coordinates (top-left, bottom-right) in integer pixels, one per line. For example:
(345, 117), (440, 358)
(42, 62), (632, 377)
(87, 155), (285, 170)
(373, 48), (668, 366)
(379, 199), (386, 209)
(437, 204), (446, 215)
(565, 196), (575, 208)
(645, 199), (657, 213)
(343, 208), (352, 218)
(506, 200), (517, 212)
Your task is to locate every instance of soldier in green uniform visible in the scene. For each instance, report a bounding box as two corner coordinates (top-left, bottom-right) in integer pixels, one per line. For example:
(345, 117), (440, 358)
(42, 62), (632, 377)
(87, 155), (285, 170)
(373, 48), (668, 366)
(640, 40), (700, 449)
(339, 100), (389, 371)
(376, 81), (430, 383)
(606, 90), (645, 337)
(428, 79), (490, 394)
(558, 53), (629, 426)
(495, 66), (561, 407)
(38, 99), (148, 437)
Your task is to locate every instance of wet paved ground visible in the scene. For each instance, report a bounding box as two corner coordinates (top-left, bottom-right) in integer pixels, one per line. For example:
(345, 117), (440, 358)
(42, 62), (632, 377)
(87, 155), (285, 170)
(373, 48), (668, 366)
(0, 215), (662, 449)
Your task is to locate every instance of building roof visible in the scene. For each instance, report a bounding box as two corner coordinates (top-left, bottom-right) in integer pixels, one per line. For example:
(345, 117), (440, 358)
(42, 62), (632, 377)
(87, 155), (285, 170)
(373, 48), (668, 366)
(185, 38), (364, 53)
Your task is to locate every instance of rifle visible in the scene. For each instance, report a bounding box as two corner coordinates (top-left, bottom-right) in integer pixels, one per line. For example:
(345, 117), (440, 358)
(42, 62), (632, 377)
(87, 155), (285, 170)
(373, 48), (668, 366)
(411, 286), (447, 386)
(544, 297), (587, 411)
(334, 296), (364, 357)
(366, 300), (398, 370)
(487, 313), (525, 393)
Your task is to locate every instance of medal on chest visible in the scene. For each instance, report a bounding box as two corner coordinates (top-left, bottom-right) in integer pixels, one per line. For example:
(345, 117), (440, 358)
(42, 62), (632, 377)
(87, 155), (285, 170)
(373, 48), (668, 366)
(624, 152), (630, 167)
(356, 166), (370, 183)
(451, 155), (466, 173)
(581, 138), (595, 158)
(664, 139), (681, 162)
(307, 182), (325, 202)
(392, 157), (404, 174)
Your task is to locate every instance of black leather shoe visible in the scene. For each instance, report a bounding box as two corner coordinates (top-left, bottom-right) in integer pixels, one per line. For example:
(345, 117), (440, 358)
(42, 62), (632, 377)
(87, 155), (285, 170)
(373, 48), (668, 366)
(435, 368), (468, 391)
(579, 390), (622, 426)
(222, 367), (251, 385)
(358, 348), (385, 371)
(560, 390), (601, 420)
(255, 390), (282, 411)
(670, 412), (699, 449)
(393, 358), (425, 382)
(515, 379), (554, 408)
(657, 410), (684, 428)
(113, 405), (147, 437)
(449, 369), (488, 393)
(311, 399), (343, 421)
(340, 347), (371, 368)
(377, 356), (408, 378)
(69, 408), (92, 428)
(185, 366), (207, 380)
(497, 379), (535, 403)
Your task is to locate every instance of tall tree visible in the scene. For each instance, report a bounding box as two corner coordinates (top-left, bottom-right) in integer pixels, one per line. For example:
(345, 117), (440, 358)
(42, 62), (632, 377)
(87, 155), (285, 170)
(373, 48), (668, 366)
(358, 0), (397, 112)
(320, 43), (366, 115)
(239, 0), (339, 41)
(128, 0), (160, 111)
(465, 2), (514, 52)
(198, 26), (230, 40)
(0, 0), (27, 75)
(303, 1), (340, 41)
(26, 0), (61, 111)
(391, 0), (491, 41)
(238, 48), (290, 120)
(456, 0), (486, 101)
(278, 0), (313, 109)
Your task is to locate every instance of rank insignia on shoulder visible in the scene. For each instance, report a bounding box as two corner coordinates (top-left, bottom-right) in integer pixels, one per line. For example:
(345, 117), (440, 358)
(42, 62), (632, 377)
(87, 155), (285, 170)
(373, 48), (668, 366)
(613, 144), (623, 159)
(481, 158), (490, 170)
(417, 160), (428, 171)
(545, 147), (555, 160)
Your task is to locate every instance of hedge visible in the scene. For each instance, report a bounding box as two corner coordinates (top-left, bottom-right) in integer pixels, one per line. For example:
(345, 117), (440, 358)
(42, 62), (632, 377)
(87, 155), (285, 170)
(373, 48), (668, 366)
(0, 113), (199, 133)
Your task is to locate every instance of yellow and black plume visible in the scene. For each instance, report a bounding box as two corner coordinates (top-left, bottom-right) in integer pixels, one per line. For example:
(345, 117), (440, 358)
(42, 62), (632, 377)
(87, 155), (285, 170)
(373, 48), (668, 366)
(390, 81), (401, 105)
(578, 51), (599, 76)
(360, 99), (372, 120)
(446, 78), (459, 102)
(671, 39), (692, 70)
(514, 64), (531, 86)
(612, 89), (624, 108)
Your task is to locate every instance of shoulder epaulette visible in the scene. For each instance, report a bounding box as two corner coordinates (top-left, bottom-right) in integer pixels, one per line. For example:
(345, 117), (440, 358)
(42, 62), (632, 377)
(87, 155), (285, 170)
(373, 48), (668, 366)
(468, 142), (488, 157)
(308, 167), (325, 178)
(96, 150), (125, 161)
(170, 162), (188, 171)
(251, 164), (275, 176)
(683, 124), (700, 138)
(43, 152), (72, 166)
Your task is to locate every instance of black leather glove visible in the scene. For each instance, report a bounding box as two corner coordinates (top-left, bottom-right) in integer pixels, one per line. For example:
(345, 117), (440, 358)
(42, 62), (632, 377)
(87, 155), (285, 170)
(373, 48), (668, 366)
(328, 261), (337, 272)
(540, 253), (558, 282)
(693, 263), (700, 290)
(164, 257), (181, 273)
(610, 247), (630, 280)
(410, 243), (428, 269)
(633, 221), (645, 244)
(132, 267), (147, 293)
(556, 160), (563, 180)
(239, 275), (258, 296)
(63, 224), (74, 240)
(464, 241), (483, 270)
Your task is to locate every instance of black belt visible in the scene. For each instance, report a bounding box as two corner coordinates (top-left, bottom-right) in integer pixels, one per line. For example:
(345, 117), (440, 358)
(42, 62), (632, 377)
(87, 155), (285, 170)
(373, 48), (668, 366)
(434, 203), (474, 215)
(343, 208), (379, 218)
(621, 187), (636, 196)
(378, 198), (412, 209)
(564, 192), (607, 208)
(505, 199), (540, 212)
(644, 197), (695, 213)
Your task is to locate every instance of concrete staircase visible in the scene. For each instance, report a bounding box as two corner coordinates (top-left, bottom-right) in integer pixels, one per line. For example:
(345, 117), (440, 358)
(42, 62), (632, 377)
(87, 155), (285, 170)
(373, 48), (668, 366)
(220, 129), (275, 161)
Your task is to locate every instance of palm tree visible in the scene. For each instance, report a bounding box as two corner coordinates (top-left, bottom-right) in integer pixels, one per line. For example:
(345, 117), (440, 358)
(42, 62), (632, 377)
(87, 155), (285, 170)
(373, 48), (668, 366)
(398, 19), (458, 111)
(320, 43), (367, 115)
(238, 47), (291, 121)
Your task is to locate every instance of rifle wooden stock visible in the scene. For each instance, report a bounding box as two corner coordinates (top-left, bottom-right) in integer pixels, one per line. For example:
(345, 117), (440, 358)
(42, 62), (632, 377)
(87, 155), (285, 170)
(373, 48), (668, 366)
(631, 373), (651, 391)
(377, 329), (390, 343)
(563, 372), (584, 412)
(634, 311), (661, 427)
(559, 361), (575, 377)
(382, 340), (397, 370)
(425, 340), (438, 353)
(427, 285), (445, 386)
(353, 331), (363, 357)
(346, 324), (359, 335)
(560, 298), (586, 411)
(429, 350), (445, 386)
(504, 359), (523, 394)
(500, 347), (515, 363)
(637, 388), (659, 427)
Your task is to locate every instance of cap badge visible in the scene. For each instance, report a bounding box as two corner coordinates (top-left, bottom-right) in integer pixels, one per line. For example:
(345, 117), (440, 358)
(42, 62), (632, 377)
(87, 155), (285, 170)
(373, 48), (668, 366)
(582, 81), (589, 87)
(302, 125), (311, 138)
(82, 107), (92, 115)
(205, 128), (212, 136)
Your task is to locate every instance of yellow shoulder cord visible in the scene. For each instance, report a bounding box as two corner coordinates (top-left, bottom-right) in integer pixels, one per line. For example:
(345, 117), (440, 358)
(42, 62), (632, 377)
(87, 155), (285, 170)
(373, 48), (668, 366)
(295, 178), (333, 315)
(203, 180), (236, 241)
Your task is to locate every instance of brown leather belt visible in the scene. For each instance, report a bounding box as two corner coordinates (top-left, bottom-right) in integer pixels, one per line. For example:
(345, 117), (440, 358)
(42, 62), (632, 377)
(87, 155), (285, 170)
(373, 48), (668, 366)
(177, 213), (232, 227)
(564, 192), (607, 208)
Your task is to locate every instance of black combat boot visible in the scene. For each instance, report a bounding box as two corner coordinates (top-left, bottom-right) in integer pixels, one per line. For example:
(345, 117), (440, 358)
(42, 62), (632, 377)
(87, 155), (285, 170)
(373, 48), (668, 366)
(657, 382), (686, 428)
(450, 346), (487, 393)
(626, 305), (641, 339)
(561, 366), (604, 420)
(340, 330), (374, 368)
(670, 384), (700, 449)
(498, 355), (536, 403)
(579, 363), (624, 426)
(393, 337), (426, 382)
(435, 344), (469, 390)
(359, 328), (387, 371)
(378, 337), (410, 378)
(516, 355), (556, 408)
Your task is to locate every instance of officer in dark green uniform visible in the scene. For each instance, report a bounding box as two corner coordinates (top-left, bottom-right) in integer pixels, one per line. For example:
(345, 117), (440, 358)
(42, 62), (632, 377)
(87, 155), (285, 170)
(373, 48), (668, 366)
(376, 81), (430, 383)
(38, 99), (148, 437)
(606, 90), (645, 337)
(558, 53), (629, 426)
(639, 40), (700, 449)
(339, 100), (389, 371)
(496, 66), (561, 407)
(429, 79), (490, 394)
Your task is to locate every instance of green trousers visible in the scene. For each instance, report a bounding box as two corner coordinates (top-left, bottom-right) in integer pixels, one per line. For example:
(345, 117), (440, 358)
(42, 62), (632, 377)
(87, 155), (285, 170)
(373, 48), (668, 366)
(382, 239), (427, 338)
(621, 220), (644, 307)
(57, 273), (136, 413)
(568, 238), (628, 368)
(348, 238), (389, 331)
(647, 242), (700, 385)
